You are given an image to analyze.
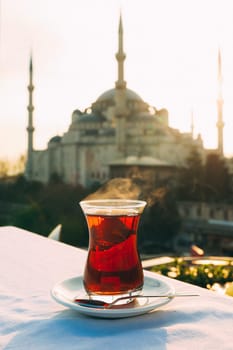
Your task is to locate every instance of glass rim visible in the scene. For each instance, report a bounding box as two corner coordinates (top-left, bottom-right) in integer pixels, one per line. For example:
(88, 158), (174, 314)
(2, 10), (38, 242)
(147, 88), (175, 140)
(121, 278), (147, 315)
(79, 199), (147, 209)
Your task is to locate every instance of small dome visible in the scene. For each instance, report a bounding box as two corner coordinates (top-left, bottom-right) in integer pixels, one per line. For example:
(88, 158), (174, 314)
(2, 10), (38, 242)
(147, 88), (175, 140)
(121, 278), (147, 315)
(49, 135), (62, 143)
(72, 109), (83, 117)
(96, 88), (142, 102)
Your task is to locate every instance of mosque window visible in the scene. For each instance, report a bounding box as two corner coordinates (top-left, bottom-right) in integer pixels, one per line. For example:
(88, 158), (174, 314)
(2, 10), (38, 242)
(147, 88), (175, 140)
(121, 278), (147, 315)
(197, 206), (201, 216)
(85, 129), (98, 135)
(224, 210), (229, 220)
(210, 208), (214, 218)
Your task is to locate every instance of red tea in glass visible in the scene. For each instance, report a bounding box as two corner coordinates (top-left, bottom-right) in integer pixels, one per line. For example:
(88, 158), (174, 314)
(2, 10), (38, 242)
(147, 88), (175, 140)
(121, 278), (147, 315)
(79, 200), (146, 299)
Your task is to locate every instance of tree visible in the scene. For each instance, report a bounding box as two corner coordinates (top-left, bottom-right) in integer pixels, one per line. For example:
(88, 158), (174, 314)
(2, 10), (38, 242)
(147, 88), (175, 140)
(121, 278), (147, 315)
(13, 202), (48, 235)
(177, 148), (205, 201)
(5, 176), (89, 246)
(139, 187), (181, 253)
(12, 155), (26, 175)
(38, 182), (89, 246)
(0, 159), (10, 178)
(204, 153), (232, 202)
(0, 155), (26, 178)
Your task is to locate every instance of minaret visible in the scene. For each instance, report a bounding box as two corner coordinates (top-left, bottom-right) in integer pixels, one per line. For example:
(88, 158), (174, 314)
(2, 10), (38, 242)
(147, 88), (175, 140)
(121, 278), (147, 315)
(25, 55), (35, 180)
(115, 14), (128, 154)
(115, 13), (126, 90)
(216, 49), (224, 157)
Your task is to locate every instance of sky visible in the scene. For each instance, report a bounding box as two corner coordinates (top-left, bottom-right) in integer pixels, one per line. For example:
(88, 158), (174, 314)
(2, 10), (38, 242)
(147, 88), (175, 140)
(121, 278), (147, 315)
(1, 0), (233, 161)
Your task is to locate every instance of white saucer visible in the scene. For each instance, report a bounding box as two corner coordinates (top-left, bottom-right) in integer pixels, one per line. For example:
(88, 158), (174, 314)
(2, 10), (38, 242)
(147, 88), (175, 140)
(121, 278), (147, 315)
(51, 275), (175, 319)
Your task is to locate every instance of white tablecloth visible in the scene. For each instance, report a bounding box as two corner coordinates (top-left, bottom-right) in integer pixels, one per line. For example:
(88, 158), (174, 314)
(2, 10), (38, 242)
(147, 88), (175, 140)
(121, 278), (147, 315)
(0, 226), (233, 349)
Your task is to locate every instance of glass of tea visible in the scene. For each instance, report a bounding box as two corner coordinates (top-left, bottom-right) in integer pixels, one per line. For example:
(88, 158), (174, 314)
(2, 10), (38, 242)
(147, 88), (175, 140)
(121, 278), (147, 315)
(79, 199), (147, 302)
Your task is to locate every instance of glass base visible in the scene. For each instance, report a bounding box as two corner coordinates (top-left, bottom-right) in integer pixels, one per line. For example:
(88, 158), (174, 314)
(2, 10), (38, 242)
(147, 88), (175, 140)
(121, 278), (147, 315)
(87, 286), (143, 306)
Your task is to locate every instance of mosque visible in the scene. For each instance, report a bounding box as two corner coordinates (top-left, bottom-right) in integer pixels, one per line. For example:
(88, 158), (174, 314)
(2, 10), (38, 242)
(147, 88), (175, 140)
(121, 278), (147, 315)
(25, 16), (224, 187)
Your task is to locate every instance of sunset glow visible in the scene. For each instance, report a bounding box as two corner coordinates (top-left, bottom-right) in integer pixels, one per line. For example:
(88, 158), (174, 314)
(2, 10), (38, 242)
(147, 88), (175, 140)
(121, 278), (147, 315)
(0, 0), (233, 160)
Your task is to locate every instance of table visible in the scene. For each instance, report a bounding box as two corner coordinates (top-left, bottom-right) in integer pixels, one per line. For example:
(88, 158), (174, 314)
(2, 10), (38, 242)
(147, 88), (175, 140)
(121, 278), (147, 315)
(1, 226), (233, 349)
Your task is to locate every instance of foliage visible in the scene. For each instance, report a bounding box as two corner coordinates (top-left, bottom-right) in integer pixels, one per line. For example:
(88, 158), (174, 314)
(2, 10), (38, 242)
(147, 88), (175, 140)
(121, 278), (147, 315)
(176, 149), (233, 203)
(151, 258), (233, 289)
(176, 147), (205, 201)
(13, 202), (49, 236)
(37, 181), (89, 246)
(0, 159), (10, 178)
(0, 174), (182, 251)
(0, 175), (43, 203)
(0, 175), (89, 247)
(139, 186), (181, 253)
(0, 155), (26, 178)
(1, 149), (232, 252)
(204, 153), (232, 202)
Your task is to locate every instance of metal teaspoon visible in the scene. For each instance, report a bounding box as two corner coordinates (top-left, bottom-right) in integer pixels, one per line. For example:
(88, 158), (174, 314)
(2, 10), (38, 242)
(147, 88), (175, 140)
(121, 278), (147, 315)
(74, 292), (200, 309)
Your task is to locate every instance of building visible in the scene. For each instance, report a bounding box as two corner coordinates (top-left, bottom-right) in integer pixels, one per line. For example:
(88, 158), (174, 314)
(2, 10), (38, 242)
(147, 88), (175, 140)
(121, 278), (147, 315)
(25, 16), (211, 187)
(177, 201), (233, 255)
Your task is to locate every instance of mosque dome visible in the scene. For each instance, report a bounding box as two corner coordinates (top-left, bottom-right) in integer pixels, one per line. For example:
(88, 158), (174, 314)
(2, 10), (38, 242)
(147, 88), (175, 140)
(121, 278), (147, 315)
(48, 135), (62, 143)
(96, 87), (143, 103)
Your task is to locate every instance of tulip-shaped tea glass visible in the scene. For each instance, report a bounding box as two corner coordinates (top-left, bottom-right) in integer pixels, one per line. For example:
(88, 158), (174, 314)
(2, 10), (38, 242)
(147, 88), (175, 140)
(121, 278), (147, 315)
(79, 199), (147, 303)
